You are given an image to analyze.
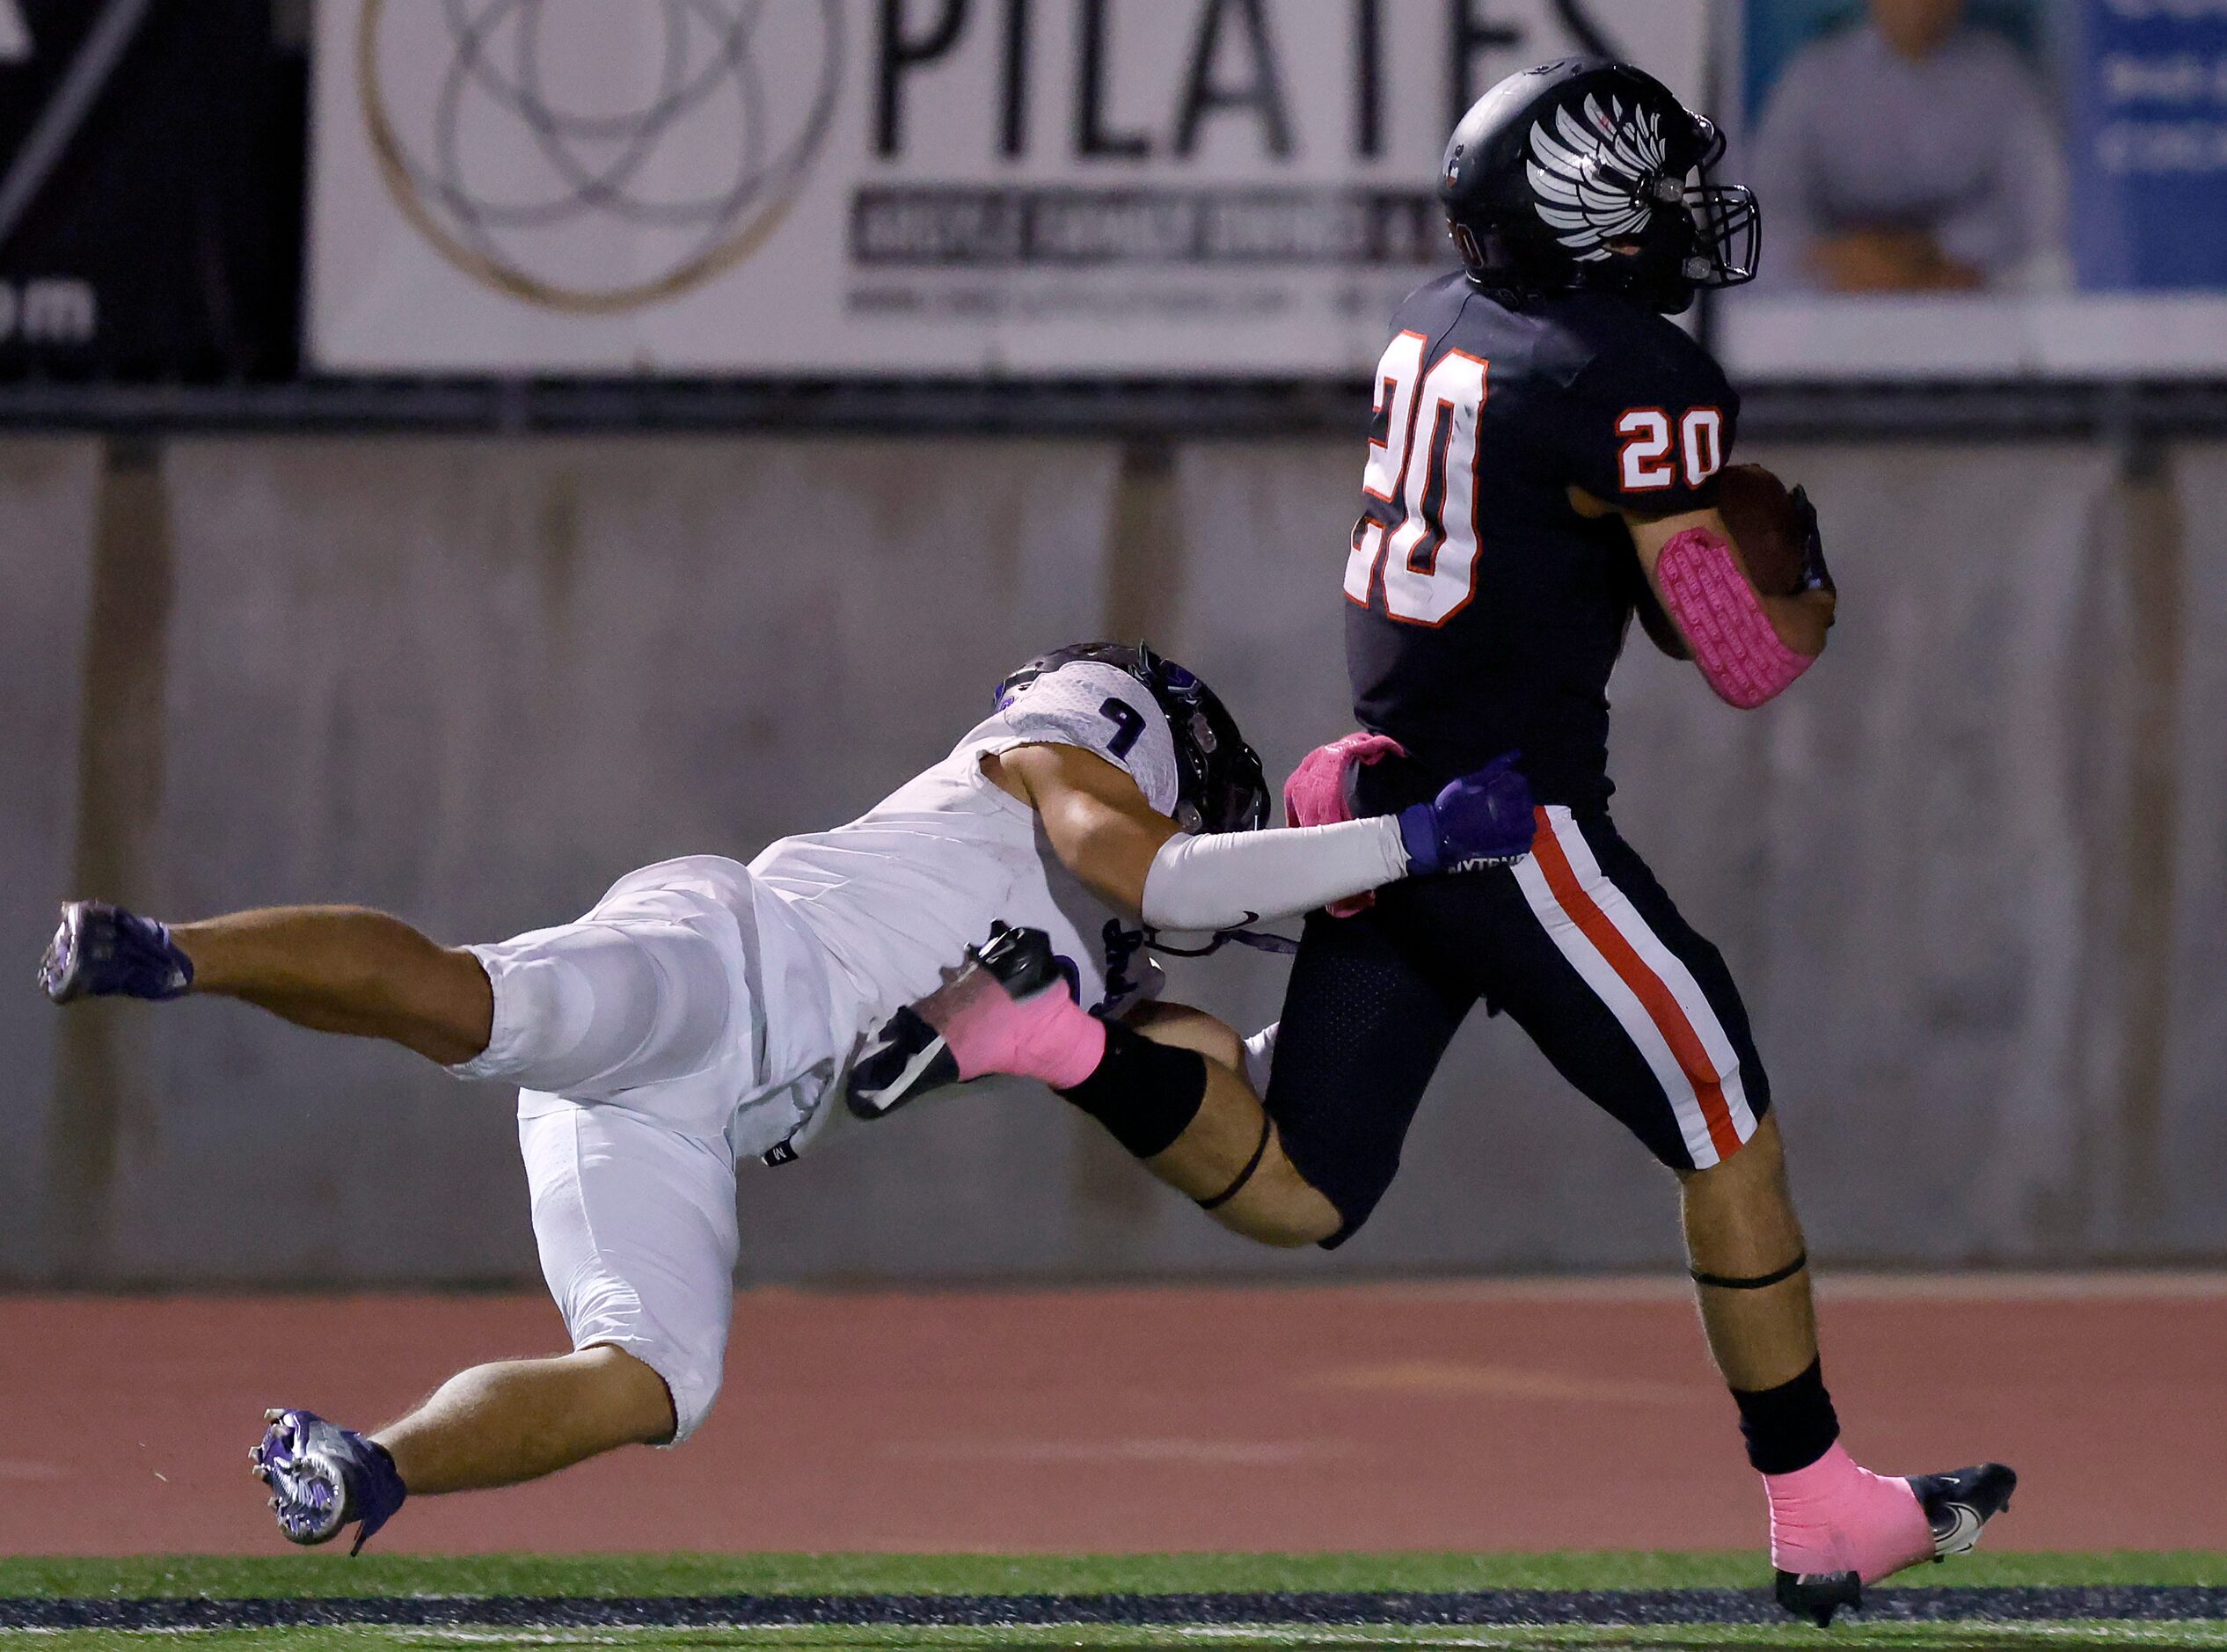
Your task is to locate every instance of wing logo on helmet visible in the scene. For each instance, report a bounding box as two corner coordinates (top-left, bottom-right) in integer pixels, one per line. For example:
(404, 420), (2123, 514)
(1525, 94), (1673, 265)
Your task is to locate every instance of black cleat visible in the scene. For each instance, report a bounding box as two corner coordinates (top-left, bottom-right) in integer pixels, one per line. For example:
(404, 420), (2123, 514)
(1773, 1463), (2017, 1626)
(1913, 1461), (2018, 1560)
(846, 925), (1064, 1120)
(1775, 1568), (1861, 1628)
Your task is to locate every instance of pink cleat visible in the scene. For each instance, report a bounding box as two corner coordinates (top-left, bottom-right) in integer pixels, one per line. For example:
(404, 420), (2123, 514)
(1770, 1450), (2017, 1625)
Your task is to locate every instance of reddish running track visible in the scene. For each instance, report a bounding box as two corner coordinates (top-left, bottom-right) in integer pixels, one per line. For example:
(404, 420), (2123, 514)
(0, 1278), (2216, 1556)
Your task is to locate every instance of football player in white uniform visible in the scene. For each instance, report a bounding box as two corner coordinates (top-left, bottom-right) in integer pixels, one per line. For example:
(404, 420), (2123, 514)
(40, 642), (1533, 1554)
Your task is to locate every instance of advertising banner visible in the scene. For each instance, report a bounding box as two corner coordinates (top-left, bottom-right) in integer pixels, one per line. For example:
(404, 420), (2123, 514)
(2068, 0), (2227, 289)
(0, 0), (302, 380)
(1720, 0), (2227, 379)
(308, 0), (1707, 376)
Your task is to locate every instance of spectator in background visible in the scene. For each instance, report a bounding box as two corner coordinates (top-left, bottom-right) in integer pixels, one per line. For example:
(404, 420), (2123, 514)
(1748, 0), (2068, 293)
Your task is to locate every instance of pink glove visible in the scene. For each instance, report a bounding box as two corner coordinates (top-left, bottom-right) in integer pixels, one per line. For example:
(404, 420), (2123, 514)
(1282, 731), (1407, 916)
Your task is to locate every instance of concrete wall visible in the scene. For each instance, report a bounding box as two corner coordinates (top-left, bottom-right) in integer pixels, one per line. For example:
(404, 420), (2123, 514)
(3, 434), (2219, 1283)
(0, 440), (101, 1283)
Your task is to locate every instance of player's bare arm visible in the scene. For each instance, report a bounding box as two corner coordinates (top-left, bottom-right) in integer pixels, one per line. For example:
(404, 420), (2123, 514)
(1625, 504), (1836, 659)
(981, 742), (1182, 908)
(1571, 482), (1834, 664)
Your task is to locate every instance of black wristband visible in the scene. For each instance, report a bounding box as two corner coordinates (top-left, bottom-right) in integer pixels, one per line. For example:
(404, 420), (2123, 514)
(1055, 1020), (1209, 1160)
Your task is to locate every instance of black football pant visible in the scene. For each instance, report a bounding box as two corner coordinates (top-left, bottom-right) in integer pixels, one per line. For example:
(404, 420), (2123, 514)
(1262, 802), (1771, 1246)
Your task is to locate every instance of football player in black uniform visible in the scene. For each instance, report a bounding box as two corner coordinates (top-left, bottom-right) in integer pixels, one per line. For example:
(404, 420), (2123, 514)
(899, 62), (2012, 1625)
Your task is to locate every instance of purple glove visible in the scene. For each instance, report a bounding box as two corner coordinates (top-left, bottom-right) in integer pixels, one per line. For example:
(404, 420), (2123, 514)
(1398, 753), (1535, 874)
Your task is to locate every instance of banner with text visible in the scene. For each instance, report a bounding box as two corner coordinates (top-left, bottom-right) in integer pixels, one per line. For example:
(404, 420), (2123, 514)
(0, 0), (302, 379)
(1720, 0), (2227, 380)
(309, 0), (1705, 376)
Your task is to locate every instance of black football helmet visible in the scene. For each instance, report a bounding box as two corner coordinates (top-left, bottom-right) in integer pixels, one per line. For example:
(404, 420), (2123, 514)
(994, 641), (1270, 835)
(1440, 59), (1759, 315)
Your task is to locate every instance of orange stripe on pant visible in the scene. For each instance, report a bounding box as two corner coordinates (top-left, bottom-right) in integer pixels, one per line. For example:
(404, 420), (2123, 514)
(1527, 808), (1743, 1163)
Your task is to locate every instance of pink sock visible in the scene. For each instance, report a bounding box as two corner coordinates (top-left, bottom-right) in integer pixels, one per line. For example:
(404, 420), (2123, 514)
(1764, 1443), (1933, 1583)
(931, 972), (1107, 1091)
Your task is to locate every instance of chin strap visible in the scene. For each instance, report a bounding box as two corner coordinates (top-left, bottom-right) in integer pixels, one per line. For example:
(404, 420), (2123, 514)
(1148, 926), (1300, 958)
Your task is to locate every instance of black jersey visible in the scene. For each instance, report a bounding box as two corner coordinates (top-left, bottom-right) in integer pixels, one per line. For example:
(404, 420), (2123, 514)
(1343, 273), (1739, 811)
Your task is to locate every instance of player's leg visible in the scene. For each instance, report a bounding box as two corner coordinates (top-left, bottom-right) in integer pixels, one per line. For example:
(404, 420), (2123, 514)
(401, 1101), (739, 1482)
(850, 924), (1433, 1249)
(49, 873), (750, 1099)
(1254, 903), (1473, 1246)
(179, 907), (494, 1064)
(256, 1100), (741, 1551)
(42, 900), (493, 1065)
(1491, 808), (2011, 1621)
(252, 1346), (675, 1549)
(243, 867), (768, 1550)
(1030, 902), (1468, 1248)
(1120, 1000), (1338, 1247)
(946, 903), (1468, 1248)
(1679, 1111), (1815, 1392)
(369, 1345), (677, 1494)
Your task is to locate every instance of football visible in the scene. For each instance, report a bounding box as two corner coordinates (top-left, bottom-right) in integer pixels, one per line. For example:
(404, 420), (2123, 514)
(1715, 463), (1811, 596)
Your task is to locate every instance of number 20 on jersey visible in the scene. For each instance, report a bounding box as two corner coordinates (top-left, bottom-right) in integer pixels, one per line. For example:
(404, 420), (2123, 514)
(1347, 332), (1727, 629)
(1345, 331), (1485, 628)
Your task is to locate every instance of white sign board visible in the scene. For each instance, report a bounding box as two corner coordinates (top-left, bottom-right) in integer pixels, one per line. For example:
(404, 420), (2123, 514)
(310, 0), (1706, 376)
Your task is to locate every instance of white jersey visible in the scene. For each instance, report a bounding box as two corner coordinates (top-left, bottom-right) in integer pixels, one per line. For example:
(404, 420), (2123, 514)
(477, 660), (1196, 1418)
(744, 659), (1179, 1147)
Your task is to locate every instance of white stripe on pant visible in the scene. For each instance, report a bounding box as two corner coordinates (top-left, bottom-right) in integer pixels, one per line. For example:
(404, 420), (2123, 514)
(1510, 806), (1757, 1168)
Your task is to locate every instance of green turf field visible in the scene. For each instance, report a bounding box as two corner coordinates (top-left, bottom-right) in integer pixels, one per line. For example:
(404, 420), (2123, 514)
(4, 1553), (2225, 1649)
(11, 1552), (2227, 1597)
(6, 1628), (2227, 1652)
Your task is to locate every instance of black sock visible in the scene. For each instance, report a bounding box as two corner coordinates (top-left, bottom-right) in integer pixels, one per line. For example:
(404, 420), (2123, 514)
(1732, 1356), (1841, 1474)
(1055, 1020), (1209, 1159)
(368, 1438), (408, 1498)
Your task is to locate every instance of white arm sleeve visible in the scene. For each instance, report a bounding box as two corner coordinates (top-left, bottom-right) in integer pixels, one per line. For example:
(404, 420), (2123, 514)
(1140, 815), (1410, 932)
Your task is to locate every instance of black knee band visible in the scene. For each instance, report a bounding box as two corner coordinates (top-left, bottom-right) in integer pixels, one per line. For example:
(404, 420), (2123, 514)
(1055, 1020), (1208, 1160)
(1691, 1249), (1807, 1291)
(1197, 1113), (1274, 1212)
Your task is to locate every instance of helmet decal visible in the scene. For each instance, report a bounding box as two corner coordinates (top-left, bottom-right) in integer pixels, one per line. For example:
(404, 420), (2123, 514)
(1525, 94), (1670, 264)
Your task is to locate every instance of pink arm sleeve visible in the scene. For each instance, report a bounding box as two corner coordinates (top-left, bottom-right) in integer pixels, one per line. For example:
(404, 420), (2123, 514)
(1653, 527), (1815, 710)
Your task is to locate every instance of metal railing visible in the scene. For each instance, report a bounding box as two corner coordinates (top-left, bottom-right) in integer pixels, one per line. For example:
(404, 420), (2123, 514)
(3, 376), (2227, 442)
